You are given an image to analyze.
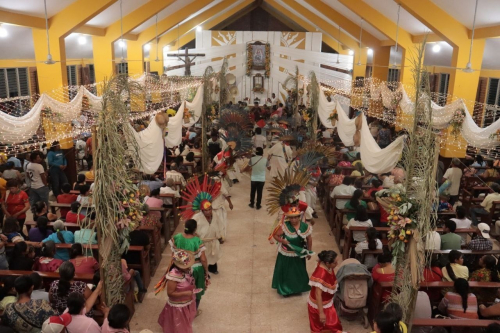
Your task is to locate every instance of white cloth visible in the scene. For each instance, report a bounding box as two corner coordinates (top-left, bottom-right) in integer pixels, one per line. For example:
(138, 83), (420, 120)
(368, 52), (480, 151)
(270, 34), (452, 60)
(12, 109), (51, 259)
(330, 184), (356, 209)
(335, 101), (356, 146)
(425, 231), (441, 250)
(165, 85), (204, 148)
(127, 119), (165, 174)
(75, 140), (86, 159)
(193, 211), (221, 265)
(267, 142), (292, 178)
(159, 186), (180, 205)
(26, 162), (45, 189)
(165, 170), (186, 187)
(212, 184), (229, 240)
(252, 135), (267, 149)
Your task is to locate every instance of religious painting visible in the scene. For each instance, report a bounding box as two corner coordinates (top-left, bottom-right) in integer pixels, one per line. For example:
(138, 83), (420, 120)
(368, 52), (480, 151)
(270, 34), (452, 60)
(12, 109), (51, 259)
(246, 42), (270, 77)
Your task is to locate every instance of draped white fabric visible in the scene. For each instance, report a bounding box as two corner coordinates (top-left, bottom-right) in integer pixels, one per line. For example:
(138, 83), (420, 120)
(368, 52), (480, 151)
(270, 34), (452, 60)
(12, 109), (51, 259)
(318, 88), (351, 130)
(164, 85), (204, 148)
(0, 86), (101, 144)
(127, 119), (164, 174)
(359, 113), (406, 174)
(335, 101), (357, 146)
(461, 101), (500, 149)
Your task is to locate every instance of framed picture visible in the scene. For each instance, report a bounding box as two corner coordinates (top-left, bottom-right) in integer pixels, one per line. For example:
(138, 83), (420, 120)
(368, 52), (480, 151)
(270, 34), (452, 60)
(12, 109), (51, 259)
(246, 42), (270, 77)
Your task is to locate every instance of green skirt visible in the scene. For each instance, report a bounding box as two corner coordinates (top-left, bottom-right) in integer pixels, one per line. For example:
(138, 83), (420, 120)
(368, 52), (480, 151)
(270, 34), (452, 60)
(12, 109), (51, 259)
(192, 266), (205, 300)
(271, 253), (311, 296)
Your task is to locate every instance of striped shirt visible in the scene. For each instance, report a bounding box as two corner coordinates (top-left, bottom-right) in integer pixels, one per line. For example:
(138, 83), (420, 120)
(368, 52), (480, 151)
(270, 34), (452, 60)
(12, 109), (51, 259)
(438, 292), (478, 319)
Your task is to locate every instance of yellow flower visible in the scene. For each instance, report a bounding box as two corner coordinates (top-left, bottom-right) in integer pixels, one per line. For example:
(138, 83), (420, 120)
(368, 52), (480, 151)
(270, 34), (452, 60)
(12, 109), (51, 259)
(399, 235), (405, 241)
(406, 230), (412, 235)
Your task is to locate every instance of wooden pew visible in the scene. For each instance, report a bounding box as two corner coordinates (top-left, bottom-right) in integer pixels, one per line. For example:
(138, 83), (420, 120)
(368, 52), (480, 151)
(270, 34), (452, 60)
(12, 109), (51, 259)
(412, 318), (498, 329)
(25, 220), (82, 233)
(360, 249), (500, 265)
(369, 280), (500, 324)
(48, 202), (92, 217)
(0, 270), (135, 318)
(159, 193), (180, 242)
(343, 226), (477, 260)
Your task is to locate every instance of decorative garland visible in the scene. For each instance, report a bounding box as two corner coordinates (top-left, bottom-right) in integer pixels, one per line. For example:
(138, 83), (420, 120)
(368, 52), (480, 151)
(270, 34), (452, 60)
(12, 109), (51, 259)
(450, 107), (465, 138)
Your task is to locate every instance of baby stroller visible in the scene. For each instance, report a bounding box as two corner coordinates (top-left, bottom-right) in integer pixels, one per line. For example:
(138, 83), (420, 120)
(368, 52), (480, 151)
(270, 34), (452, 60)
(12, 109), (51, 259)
(334, 259), (372, 329)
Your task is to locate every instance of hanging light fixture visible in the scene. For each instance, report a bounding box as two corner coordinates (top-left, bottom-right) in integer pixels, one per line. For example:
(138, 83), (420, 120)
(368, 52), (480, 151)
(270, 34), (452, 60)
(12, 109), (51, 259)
(357, 19), (364, 66)
(463, 0), (479, 73)
(154, 14), (160, 62)
(119, 0), (125, 63)
(336, 25), (341, 64)
(43, 0), (55, 64)
(390, 5), (401, 69)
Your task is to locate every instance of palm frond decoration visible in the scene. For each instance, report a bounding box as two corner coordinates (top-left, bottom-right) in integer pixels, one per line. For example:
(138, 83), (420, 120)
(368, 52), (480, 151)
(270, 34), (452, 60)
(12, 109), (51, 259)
(266, 168), (310, 216)
(221, 129), (253, 156)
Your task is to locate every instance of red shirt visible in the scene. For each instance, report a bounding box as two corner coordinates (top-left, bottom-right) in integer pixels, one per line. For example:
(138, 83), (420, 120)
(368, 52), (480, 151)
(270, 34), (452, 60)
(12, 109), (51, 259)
(372, 264), (395, 302)
(366, 186), (383, 198)
(70, 257), (99, 275)
(2, 190), (29, 219)
(57, 194), (77, 217)
(65, 211), (86, 224)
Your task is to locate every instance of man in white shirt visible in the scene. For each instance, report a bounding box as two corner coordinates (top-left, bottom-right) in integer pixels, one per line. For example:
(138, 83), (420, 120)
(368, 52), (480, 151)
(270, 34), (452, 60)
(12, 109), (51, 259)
(424, 223), (441, 250)
(165, 163), (186, 187)
(160, 178), (180, 205)
(441, 158), (463, 205)
(470, 183), (500, 226)
(252, 128), (266, 149)
(450, 205), (472, 243)
(330, 177), (356, 209)
(26, 151), (49, 211)
(271, 93), (279, 107)
(75, 139), (86, 161)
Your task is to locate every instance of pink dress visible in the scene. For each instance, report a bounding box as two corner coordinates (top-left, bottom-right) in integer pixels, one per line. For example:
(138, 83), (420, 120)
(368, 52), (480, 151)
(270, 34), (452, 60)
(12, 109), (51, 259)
(158, 268), (196, 333)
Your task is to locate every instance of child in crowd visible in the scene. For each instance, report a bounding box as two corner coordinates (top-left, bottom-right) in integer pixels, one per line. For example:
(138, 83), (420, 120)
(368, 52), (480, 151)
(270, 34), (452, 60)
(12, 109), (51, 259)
(57, 183), (78, 217)
(73, 174), (86, 191)
(30, 272), (49, 301)
(76, 185), (92, 216)
(66, 201), (86, 224)
(102, 304), (131, 333)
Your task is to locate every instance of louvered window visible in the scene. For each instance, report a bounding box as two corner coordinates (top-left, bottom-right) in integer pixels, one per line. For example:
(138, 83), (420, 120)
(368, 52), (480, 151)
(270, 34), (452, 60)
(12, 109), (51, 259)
(388, 69), (400, 83)
(66, 65), (78, 99)
(436, 73), (450, 106)
(0, 68), (31, 98)
(117, 62), (128, 75)
(484, 78), (500, 126)
(88, 64), (95, 83)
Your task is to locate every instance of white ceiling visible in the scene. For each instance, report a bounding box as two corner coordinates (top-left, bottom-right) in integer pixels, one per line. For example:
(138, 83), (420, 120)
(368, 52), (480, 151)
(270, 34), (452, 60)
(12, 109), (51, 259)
(320, 0), (388, 41)
(363, 0), (430, 35)
(482, 38), (500, 70)
(131, 0), (195, 34)
(0, 0), (77, 18)
(424, 41), (453, 68)
(432, 0), (500, 29)
(0, 25), (34, 59)
(65, 33), (94, 59)
(86, 0), (150, 28)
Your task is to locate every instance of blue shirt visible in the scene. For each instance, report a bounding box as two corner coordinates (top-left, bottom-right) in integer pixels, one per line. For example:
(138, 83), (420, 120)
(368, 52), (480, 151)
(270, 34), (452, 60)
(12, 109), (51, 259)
(139, 180), (164, 192)
(43, 231), (74, 261)
(47, 151), (67, 168)
(250, 156), (267, 182)
(7, 157), (21, 168)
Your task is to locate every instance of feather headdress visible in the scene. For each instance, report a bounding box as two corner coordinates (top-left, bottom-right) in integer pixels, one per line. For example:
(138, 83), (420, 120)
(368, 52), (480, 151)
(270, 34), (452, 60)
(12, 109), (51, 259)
(218, 110), (253, 133)
(266, 168), (310, 216)
(179, 175), (221, 220)
(293, 142), (335, 170)
(221, 129), (252, 155)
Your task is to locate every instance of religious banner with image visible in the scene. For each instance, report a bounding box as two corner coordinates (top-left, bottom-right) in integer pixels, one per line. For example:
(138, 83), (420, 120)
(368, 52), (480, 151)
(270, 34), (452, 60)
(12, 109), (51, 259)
(246, 41), (270, 77)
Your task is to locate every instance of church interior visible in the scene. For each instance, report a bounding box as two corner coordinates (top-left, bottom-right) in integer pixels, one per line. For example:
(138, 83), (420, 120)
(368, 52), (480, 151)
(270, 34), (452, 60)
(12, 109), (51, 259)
(1, 0), (500, 332)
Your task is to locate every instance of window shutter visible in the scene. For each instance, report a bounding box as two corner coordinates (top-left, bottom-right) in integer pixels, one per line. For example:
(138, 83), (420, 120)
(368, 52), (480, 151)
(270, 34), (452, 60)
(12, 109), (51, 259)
(18, 68), (29, 96)
(474, 77), (488, 126)
(487, 78), (499, 105)
(88, 64), (95, 84)
(0, 69), (6, 98)
(29, 67), (39, 96)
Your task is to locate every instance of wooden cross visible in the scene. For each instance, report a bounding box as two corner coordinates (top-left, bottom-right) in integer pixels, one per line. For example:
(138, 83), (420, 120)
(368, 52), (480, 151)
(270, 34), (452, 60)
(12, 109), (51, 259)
(167, 48), (205, 76)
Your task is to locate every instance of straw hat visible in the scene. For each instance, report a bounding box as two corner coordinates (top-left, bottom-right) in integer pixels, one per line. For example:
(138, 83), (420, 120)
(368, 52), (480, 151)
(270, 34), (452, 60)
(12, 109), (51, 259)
(172, 250), (195, 269)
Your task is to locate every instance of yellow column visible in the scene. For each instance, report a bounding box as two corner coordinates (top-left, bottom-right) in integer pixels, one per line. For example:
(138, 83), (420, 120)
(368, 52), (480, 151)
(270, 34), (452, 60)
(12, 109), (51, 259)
(149, 43), (164, 75)
(352, 49), (368, 79)
(92, 37), (116, 87)
(127, 41), (144, 76)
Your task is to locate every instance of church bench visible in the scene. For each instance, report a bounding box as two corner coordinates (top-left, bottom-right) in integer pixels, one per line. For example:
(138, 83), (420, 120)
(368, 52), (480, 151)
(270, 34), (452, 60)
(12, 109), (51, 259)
(0, 270), (135, 319)
(159, 193), (180, 242)
(5, 243), (151, 290)
(48, 202), (92, 217)
(368, 280), (500, 324)
(25, 220), (82, 233)
(412, 318), (498, 329)
(343, 227), (476, 260)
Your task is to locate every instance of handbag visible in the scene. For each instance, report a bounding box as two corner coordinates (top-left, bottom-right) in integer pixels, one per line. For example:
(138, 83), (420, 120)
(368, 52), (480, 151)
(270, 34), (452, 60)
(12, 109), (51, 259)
(244, 156), (264, 174)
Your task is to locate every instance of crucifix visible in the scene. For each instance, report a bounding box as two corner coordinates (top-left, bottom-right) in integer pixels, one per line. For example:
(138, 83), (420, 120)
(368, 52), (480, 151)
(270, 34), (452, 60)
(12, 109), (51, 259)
(167, 48), (205, 76)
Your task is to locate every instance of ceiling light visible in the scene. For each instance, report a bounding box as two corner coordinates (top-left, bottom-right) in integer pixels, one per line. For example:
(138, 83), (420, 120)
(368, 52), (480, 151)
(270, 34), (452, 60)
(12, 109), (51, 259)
(348, 50), (354, 56)
(432, 44), (441, 53)
(367, 48), (373, 55)
(0, 25), (8, 38)
(78, 36), (86, 45)
(196, 26), (202, 32)
(144, 43), (151, 51)
(119, 39), (126, 48)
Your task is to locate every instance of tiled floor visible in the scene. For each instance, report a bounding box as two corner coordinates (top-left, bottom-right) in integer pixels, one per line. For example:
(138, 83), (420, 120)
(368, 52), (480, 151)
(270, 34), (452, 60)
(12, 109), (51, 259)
(130, 165), (368, 332)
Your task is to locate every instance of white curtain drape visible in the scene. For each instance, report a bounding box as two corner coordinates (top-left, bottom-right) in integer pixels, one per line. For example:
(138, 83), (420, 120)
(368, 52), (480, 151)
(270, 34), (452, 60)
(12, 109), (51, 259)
(335, 101), (356, 146)
(127, 119), (164, 174)
(461, 101), (500, 149)
(164, 85), (204, 148)
(318, 89), (350, 130)
(359, 113), (406, 174)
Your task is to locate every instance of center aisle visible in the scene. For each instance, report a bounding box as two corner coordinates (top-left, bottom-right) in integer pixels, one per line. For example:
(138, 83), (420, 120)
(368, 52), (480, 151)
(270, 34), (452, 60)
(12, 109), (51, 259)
(130, 167), (361, 332)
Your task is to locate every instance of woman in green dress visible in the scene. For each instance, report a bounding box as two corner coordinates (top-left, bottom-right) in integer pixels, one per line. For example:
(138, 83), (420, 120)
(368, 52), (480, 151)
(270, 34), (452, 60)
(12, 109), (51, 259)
(169, 219), (209, 314)
(272, 206), (314, 296)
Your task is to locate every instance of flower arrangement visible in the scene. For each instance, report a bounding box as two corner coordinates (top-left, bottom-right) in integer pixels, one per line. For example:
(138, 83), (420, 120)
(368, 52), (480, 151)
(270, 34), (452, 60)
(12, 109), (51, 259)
(41, 106), (63, 121)
(264, 44), (271, 78)
(252, 86), (265, 93)
(489, 129), (500, 141)
(246, 44), (252, 77)
(375, 187), (419, 259)
(450, 107), (465, 138)
(328, 111), (338, 126)
(115, 183), (146, 230)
